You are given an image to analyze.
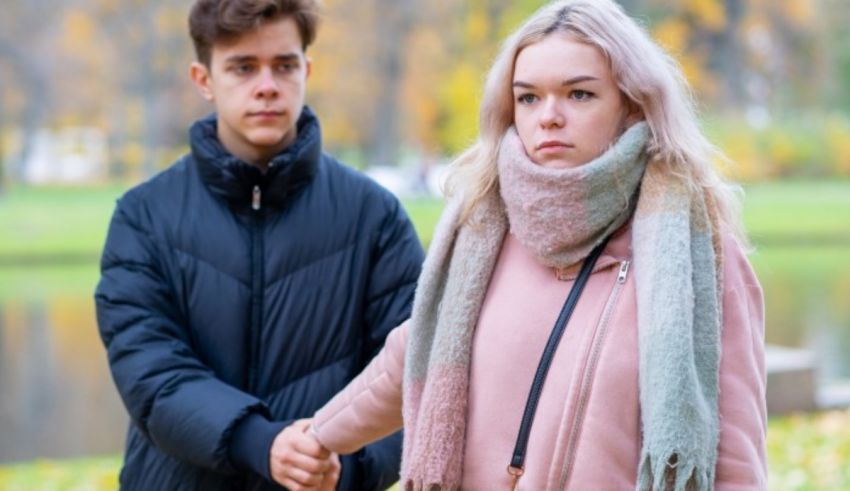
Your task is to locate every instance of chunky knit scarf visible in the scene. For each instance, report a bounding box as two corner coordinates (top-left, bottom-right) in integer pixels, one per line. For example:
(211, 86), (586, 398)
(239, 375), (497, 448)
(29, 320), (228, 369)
(401, 122), (723, 491)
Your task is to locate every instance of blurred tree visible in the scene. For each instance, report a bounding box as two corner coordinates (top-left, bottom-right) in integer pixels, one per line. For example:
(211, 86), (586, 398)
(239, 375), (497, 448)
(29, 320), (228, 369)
(0, 0), (845, 181)
(0, 0), (54, 183)
(826, 0), (850, 111)
(365, 0), (416, 167)
(92, 0), (195, 177)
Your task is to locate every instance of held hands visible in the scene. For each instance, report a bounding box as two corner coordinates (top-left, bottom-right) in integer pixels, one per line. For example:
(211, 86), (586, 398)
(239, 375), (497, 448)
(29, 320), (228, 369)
(269, 419), (340, 491)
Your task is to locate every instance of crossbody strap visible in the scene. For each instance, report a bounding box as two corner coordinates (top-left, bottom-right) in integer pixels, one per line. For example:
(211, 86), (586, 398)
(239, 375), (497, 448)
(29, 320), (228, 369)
(507, 237), (610, 490)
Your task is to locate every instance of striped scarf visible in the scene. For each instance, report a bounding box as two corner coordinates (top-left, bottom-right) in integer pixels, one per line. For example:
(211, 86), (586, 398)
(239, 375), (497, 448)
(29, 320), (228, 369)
(401, 123), (723, 491)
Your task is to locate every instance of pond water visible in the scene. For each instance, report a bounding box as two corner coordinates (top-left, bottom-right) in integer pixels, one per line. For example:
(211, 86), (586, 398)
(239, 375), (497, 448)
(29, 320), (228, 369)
(1, 244), (849, 463)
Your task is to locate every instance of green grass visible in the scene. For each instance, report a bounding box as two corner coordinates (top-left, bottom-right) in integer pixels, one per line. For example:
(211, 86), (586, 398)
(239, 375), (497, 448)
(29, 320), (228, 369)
(0, 185), (125, 259)
(0, 264), (100, 301)
(2, 409), (850, 490)
(742, 180), (850, 242)
(1, 180), (848, 260)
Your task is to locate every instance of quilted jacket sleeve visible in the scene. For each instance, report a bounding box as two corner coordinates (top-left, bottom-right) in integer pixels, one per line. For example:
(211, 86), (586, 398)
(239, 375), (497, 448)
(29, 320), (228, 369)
(313, 323), (408, 453)
(94, 193), (272, 475)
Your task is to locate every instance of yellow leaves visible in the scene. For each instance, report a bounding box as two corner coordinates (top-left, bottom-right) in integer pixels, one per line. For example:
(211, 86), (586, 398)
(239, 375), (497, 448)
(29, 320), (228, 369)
(779, 0), (816, 28)
(686, 0), (726, 31)
(0, 456), (122, 491)
(824, 115), (850, 177)
(156, 6), (185, 38)
(653, 18), (690, 55)
(62, 9), (96, 49)
(768, 409), (850, 490)
(437, 64), (482, 155)
(466, 10), (490, 46)
(403, 29), (446, 151)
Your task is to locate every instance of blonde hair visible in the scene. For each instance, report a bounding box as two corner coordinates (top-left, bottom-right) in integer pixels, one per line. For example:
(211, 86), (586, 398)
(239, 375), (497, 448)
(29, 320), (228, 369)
(444, 0), (745, 241)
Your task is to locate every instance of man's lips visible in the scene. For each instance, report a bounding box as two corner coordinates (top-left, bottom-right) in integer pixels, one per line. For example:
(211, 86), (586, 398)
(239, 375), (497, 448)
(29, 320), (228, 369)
(248, 110), (284, 118)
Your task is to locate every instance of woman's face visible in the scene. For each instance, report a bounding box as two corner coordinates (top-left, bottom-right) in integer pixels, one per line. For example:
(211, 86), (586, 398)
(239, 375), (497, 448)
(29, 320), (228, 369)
(512, 33), (639, 169)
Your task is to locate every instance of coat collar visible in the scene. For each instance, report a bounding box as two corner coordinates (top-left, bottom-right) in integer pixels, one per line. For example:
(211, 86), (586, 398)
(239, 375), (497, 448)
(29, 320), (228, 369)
(191, 106), (321, 210)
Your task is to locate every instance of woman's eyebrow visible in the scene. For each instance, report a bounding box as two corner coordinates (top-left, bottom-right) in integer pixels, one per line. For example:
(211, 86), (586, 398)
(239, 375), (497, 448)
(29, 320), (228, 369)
(562, 75), (599, 85)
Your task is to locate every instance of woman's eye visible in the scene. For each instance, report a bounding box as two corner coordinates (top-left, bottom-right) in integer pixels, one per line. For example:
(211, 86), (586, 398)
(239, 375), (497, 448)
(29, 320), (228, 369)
(570, 90), (594, 101)
(517, 93), (538, 105)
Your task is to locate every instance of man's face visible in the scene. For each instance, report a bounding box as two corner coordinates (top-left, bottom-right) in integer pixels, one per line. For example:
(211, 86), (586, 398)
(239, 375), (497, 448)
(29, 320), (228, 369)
(190, 16), (311, 166)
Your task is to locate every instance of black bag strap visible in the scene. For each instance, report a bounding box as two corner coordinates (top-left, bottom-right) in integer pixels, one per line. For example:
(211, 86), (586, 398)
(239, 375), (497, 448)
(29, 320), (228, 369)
(507, 237), (610, 489)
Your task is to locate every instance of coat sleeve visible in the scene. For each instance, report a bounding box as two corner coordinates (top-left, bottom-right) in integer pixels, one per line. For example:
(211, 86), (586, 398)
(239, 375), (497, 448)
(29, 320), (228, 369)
(94, 194), (272, 475)
(714, 234), (768, 490)
(313, 323), (408, 453)
(353, 193), (423, 489)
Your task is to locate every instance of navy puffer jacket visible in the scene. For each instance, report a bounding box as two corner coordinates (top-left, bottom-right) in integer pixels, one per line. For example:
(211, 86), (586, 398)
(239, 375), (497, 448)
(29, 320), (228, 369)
(95, 107), (424, 490)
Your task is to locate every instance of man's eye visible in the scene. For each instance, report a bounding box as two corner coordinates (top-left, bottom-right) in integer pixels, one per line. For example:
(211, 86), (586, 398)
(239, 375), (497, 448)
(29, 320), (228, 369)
(233, 64), (254, 74)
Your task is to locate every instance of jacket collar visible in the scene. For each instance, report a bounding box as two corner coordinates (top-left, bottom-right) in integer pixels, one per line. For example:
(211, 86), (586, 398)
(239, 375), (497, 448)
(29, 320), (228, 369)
(191, 106), (321, 210)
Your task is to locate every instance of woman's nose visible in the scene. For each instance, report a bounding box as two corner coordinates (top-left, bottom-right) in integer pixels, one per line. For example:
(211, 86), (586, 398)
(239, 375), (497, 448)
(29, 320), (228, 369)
(539, 98), (566, 128)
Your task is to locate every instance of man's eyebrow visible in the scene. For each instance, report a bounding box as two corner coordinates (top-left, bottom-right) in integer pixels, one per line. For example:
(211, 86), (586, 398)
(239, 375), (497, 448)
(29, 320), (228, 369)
(223, 54), (257, 64)
(274, 53), (301, 62)
(222, 53), (301, 64)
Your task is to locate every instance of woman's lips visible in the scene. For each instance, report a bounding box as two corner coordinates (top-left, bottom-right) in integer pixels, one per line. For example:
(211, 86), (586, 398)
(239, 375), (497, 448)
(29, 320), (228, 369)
(536, 141), (574, 152)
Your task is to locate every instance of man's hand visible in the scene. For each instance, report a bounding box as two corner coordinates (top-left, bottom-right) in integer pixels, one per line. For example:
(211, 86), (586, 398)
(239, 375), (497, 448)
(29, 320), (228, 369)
(269, 419), (340, 491)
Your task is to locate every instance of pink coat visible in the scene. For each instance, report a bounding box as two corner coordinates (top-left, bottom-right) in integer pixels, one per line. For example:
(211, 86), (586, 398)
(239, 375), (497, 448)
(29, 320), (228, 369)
(313, 225), (766, 490)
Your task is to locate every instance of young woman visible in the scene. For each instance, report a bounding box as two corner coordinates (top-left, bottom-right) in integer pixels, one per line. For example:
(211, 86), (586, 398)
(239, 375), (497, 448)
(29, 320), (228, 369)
(306, 1), (766, 489)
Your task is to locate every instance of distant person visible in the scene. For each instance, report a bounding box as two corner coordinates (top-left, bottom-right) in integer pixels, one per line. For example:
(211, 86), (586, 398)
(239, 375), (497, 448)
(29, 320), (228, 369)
(94, 0), (423, 490)
(295, 0), (767, 489)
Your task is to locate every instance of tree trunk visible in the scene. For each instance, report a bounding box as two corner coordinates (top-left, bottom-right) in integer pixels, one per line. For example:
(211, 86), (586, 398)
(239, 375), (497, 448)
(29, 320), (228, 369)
(364, 0), (415, 167)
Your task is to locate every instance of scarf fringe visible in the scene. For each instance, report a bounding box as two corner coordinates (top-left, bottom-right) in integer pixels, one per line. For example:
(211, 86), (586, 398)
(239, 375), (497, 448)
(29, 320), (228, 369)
(636, 451), (715, 491)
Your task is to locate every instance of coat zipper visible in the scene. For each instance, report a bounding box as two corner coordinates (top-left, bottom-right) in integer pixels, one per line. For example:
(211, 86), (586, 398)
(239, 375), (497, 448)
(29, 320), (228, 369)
(507, 240), (610, 491)
(558, 260), (630, 490)
(248, 185), (264, 391)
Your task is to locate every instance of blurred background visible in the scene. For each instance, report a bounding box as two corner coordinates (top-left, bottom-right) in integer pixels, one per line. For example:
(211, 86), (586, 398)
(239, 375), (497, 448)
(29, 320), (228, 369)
(1, 0), (849, 489)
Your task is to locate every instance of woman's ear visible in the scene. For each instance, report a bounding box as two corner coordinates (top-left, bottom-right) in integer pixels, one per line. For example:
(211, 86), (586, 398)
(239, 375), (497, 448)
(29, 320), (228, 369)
(623, 98), (643, 126)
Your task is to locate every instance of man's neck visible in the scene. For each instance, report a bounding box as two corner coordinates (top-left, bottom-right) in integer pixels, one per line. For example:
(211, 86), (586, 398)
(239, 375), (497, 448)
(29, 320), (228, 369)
(218, 132), (296, 170)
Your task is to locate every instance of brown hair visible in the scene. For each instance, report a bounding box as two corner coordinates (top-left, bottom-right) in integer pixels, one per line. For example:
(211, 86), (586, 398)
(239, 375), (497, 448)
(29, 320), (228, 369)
(189, 0), (321, 66)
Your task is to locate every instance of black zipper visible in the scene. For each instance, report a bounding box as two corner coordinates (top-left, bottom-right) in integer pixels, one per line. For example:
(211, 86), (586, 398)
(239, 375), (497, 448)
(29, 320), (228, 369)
(507, 238), (609, 490)
(248, 184), (264, 392)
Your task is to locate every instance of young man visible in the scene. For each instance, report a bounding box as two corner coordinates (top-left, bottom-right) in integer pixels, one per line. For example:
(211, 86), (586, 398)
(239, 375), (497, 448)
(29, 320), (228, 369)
(94, 1), (424, 489)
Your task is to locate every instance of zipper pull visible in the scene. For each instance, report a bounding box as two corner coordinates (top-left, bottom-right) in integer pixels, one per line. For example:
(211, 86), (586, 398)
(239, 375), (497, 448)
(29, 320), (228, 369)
(252, 185), (261, 211)
(617, 260), (630, 284)
(507, 465), (523, 491)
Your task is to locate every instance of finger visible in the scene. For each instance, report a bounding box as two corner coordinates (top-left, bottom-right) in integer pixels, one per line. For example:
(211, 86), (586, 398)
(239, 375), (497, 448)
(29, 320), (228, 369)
(279, 476), (320, 491)
(320, 453), (341, 491)
(281, 450), (333, 474)
(320, 465), (340, 491)
(291, 418), (312, 431)
(327, 453), (340, 475)
(293, 431), (330, 459)
(285, 465), (325, 487)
